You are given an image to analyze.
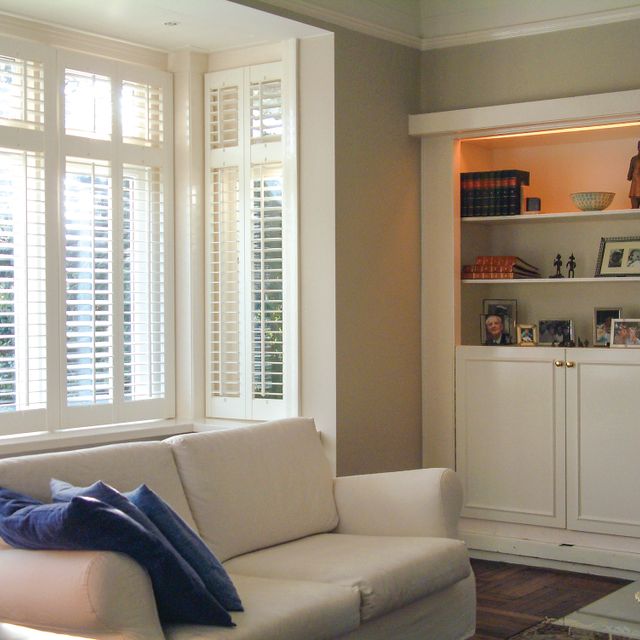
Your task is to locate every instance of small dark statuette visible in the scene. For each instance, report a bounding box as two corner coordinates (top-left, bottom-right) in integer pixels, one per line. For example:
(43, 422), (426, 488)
(628, 140), (640, 208)
(567, 254), (576, 278)
(550, 253), (564, 278)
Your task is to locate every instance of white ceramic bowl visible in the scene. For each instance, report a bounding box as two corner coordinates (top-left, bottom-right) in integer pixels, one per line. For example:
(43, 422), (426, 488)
(570, 191), (615, 211)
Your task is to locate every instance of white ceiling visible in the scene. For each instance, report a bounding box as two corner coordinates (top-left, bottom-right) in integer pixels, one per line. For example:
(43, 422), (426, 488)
(0, 0), (638, 52)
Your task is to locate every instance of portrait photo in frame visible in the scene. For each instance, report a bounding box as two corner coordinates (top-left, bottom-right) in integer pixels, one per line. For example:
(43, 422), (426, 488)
(481, 314), (513, 345)
(516, 324), (538, 346)
(538, 319), (574, 346)
(482, 299), (517, 328)
(595, 236), (640, 277)
(593, 307), (622, 346)
(610, 318), (640, 347)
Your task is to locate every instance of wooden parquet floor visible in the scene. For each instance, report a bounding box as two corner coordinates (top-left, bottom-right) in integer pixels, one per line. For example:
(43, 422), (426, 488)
(471, 558), (631, 639)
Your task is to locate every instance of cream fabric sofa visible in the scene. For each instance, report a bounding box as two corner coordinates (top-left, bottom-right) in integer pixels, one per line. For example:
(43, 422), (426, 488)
(0, 417), (476, 640)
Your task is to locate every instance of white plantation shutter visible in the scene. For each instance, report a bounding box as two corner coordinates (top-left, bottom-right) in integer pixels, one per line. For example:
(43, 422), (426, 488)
(206, 61), (297, 420)
(210, 86), (239, 149)
(63, 158), (114, 406)
(250, 79), (282, 142)
(60, 53), (174, 428)
(122, 164), (165, 401)
(0, 55), (44, 129)
(251, 164), (283, 401)
(209, 166), (242, 400)
(0, 148), (46, 434)
(122, 81), (163, 147)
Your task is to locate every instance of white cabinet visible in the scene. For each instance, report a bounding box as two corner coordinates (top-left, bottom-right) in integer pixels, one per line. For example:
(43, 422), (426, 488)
(456, 345), (640, 538)
(566, 348), (640, 538)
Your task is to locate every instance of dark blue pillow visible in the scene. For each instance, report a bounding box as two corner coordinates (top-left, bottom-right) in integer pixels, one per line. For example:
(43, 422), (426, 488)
(0, 487), (43, 516)
(128, 484), (242, 611)
(0, 492), (233, 626)
(51, 479), (242, 612)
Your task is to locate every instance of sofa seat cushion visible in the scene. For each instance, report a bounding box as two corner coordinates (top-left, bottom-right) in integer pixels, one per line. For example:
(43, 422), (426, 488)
(166, 419), (338, 562)
(164, 574), (360, 640)
(224, 533), (471, 623)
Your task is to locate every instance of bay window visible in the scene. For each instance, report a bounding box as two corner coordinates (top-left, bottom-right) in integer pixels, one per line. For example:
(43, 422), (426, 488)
(0, 37), (173, 439)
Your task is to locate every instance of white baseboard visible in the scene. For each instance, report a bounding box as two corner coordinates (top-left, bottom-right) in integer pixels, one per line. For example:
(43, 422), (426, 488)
(464, 532), (640, 581)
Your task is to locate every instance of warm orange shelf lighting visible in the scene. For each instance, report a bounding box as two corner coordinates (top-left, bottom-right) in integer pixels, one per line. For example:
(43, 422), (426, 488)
(466, 121), (640, 143)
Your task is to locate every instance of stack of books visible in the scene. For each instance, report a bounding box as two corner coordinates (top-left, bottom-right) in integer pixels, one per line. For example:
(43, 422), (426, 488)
(460, 170), (530, 217)
(462, 255), (540, 279)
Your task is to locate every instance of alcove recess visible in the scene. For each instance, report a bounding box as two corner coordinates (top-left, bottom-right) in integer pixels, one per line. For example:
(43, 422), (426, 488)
(459, 122), (640, 346)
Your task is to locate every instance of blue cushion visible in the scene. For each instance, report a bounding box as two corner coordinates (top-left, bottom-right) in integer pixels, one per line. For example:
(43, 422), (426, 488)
(51, 479), (242, 612)
(0, 487), (42, 516)
(0, 489), (233, 626)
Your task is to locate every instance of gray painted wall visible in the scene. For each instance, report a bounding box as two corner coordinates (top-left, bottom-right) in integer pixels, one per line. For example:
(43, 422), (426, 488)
(420, 19), (640, 112)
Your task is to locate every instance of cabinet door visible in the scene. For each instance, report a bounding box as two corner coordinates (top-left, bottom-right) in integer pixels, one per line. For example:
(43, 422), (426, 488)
(456, 346), (566, 527)
(566, 348), (640, 537)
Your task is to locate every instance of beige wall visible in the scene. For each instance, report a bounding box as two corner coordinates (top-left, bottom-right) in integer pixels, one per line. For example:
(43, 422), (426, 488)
(232, 1), (423, 476)
(420, 19), (640, 113)
(333, 30), (421, 476)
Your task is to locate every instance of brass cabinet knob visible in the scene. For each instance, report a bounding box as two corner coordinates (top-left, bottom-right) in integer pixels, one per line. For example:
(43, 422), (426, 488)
(566, 361), (575, 368)
(554, 360), (564, 367)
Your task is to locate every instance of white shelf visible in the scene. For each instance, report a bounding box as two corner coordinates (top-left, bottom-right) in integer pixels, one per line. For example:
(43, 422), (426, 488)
(461, 208), (640, 225)
(462, 277), (640, 284)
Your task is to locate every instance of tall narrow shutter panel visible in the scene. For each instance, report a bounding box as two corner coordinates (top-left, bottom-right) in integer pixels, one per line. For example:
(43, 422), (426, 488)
(122, 164), (165, 401)
(210, 166), (241, 398)
(251, 164), (283, 400)
(0, 55), (44, 129)
(0, 149), (46, 419)
(64, 158), (113, 406)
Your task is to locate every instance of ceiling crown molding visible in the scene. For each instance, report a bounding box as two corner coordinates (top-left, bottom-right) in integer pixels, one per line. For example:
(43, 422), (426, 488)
(258, 0), (422, 49)
(421, 5), (640, 50)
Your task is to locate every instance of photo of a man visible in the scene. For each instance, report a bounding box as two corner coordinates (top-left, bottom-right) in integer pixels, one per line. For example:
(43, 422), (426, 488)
(482, 314), (511, 345)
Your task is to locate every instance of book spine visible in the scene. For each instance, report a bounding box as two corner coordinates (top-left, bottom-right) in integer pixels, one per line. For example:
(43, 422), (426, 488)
(474, 255), (539, 271)
(462, 264), (535, 274)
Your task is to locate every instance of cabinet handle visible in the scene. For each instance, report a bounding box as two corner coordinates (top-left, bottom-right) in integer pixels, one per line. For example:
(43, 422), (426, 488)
(554, 360), (564, 367)
(566, 361), (575, 368)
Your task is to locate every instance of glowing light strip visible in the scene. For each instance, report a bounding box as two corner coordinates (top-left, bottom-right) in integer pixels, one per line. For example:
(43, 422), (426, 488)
(466, 121), (640, 143)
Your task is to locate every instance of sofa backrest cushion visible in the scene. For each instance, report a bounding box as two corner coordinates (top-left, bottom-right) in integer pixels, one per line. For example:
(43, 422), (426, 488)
(0, 441), (197, 529)
(166, 418), (338, 562)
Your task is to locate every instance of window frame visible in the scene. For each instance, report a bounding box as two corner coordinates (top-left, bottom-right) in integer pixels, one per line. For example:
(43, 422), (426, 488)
(204, 60), (298, 422)
(0, 37), (175, 441)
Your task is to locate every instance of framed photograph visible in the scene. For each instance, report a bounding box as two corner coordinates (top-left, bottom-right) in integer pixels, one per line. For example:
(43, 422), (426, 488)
(610, 318), (640, 347)
(593, 307), (622, 346)
(483, 299), (517, 327)
(538, 319), (574, 346)
(516, 324), (538, 346)
(481, 314), (513, 345)
(595, 236), (640, 277)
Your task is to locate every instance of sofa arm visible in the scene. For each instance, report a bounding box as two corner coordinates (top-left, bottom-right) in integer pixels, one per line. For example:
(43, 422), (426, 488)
(333, 468), (463, 539)
(0, 547), (165, 640)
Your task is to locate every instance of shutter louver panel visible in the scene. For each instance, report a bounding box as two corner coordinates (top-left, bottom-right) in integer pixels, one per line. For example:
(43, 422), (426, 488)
(0, 149), (46, 412)
(64, 158), (113, 406)
(122, 165), (165, 401)
(250, 79), (282, 143)
(122, 81), (163, 147)
(0, 55), (44, 130)
(64, 69), (111, 140)
(209, 86), (239, 150)
(210, 166), (241, 398)
(251, 164), (283, 400)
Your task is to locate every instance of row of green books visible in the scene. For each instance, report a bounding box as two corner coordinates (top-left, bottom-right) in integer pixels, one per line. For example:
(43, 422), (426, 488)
(460, 170), (530, 217)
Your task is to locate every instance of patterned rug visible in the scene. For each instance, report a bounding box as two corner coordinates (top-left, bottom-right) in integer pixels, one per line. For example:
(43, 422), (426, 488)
(511, 619), (636, 639)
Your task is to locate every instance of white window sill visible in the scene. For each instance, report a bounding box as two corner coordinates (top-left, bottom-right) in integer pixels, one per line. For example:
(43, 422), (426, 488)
(193, 417), (265, 432)
(0, 420), (195, 457)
